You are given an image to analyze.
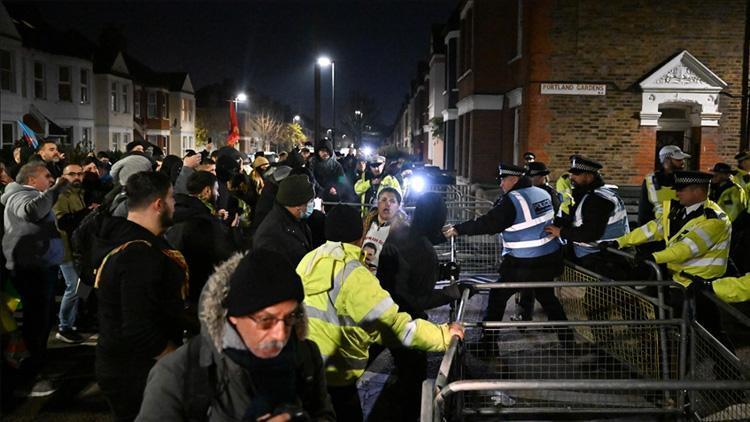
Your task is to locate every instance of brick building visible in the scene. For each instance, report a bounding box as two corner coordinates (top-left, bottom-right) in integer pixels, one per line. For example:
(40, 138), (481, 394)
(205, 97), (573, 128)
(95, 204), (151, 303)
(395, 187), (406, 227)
(393, 0), (750, 186)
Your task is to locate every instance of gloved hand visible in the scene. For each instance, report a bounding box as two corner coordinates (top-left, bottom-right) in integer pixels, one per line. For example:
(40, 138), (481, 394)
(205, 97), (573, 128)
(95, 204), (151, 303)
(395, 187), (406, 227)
(438, 262), (461, 281)
(682, 272), (714, 294)
(441, 284), (463, 300)
(635, 249), (655, 262)
(598, 240), (619, 252)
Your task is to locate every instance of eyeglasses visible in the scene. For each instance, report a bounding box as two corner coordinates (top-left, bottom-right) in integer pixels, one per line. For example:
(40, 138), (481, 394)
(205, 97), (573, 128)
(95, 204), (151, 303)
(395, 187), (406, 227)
(248, 310), (303, 330)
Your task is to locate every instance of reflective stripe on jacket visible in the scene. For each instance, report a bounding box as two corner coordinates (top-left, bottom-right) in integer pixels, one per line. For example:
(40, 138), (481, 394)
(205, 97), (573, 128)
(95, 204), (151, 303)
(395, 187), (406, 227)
(502, 187), (560, 258)
(297, 241), (451, 386)
(616, 200), (730, 286)
(573, 187), (630, 258)
(644, 172), (677, 218)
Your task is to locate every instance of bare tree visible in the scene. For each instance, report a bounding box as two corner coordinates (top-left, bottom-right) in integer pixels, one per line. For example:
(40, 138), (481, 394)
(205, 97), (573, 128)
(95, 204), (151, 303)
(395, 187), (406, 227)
(339, 92), (382, 145)
(249, 112), (284, 152)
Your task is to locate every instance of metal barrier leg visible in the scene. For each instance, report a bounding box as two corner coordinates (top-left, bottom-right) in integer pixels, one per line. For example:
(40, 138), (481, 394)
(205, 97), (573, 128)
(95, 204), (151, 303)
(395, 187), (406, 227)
(420, 380), (434, 422)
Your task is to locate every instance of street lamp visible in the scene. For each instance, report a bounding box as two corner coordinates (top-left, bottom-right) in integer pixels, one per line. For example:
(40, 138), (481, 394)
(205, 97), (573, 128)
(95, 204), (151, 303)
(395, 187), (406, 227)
(293, 115), (301, 124)
(233, 92), (247, 113)
(316, 56), (335, 145)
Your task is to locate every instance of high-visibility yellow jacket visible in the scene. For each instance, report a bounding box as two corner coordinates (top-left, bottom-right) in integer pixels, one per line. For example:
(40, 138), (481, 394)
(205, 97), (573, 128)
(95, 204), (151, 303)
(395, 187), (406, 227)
(712, 273), (750, 303)
(354, 174), (401, 206)
(616, 199), (730, 286)
(735, 168), (750, 192)
(644, 172), (678, 219)
(555, 174), (574, 216)
(297, 241), (452, 386)
(710, 180), (747, 222)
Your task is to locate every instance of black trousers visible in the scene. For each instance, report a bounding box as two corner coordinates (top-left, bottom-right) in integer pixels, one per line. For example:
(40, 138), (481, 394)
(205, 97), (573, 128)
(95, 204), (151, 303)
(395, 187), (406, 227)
(391, 347), (427, 422)
(328, 384), (363, 422)
(11, 266), (58, 375)
(96, 360), (154, 422)
(485, 283), (568, 323)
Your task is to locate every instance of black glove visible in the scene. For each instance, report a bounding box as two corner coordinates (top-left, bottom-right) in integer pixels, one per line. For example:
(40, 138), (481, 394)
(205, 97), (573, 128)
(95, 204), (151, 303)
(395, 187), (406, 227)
(635, 249), (654, 262)
(598, 240), (619, 252)
(441, 284), (463, 300)
(438, 262), (461, 281)
(682, 272), (713, 294)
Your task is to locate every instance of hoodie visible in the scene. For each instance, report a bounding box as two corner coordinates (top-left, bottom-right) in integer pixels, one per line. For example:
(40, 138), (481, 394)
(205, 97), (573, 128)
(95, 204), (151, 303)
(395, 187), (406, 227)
(1, 181), (67, 270)
(136, 253), (335, 422)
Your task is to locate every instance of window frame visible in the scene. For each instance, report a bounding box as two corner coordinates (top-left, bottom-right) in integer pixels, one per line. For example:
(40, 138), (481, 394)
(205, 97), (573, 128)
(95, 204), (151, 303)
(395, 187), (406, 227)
(58, 65), (72, 102)
(110, 81), (118, 112)
(0, 49), (14, 92)
(34, 61), (46, 99)
(147, 91), (157, 118)
(79, 68), (89, 104)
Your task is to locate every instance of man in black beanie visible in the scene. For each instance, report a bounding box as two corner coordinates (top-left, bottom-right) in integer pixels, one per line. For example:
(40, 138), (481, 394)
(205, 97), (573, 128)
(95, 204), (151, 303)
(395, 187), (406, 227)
(137, 250), (335, 421)
(297, 204), (464, 421)
(253, 174), (315, 266)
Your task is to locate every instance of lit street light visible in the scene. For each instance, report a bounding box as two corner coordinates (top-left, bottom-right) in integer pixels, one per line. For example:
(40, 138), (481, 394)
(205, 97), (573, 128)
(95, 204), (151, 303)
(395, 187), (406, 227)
(315, 55), (335, 146)
(233, 92), (247, 113)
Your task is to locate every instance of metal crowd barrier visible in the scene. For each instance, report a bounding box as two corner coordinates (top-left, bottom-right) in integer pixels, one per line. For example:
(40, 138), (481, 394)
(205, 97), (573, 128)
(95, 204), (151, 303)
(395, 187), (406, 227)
(421, 265), (750, 421)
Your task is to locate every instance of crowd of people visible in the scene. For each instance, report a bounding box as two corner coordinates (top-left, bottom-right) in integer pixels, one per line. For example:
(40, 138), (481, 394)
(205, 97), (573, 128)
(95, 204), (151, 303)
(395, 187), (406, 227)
(3, 135), (750, 421)
(0, 136), (462, 422)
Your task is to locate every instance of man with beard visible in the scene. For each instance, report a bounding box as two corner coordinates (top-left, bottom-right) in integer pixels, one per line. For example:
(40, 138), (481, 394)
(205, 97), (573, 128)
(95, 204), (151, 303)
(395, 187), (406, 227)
(544, 156), (630, 278)
(708, 163), (747, 222)
(53, 163), (97, 344)
(136, 250), (335, 421)
(166, 171), (240, 308)
(93, 171), (188, 422)
(308, 138), (353, 203)
(34, 139), (65, 178)
(639, 145), (690, 225)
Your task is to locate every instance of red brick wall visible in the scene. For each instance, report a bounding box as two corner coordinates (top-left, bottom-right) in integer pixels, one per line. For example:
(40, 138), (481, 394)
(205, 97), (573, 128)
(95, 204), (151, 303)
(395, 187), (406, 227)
(468, 109), (504, 181)
(523, 0), (746, 185)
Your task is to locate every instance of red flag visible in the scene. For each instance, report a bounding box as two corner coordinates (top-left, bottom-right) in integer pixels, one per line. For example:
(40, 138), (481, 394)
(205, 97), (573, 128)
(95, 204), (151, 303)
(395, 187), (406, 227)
(226, 102), (240, 147)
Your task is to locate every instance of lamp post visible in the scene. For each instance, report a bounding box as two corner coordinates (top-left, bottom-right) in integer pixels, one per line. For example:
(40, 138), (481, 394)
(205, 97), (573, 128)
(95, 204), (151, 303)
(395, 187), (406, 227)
(316, 56), (335, 146)
(234, 92), (247, 112)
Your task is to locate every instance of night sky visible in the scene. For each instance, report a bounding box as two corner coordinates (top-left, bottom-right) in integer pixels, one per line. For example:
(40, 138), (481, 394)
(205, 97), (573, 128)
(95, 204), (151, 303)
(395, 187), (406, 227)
(29, 0), (458, 127)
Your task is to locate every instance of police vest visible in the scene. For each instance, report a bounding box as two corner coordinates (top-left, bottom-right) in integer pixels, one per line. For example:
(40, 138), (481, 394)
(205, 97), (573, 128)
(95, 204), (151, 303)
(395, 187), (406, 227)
(645, 172), (677, 217)
(501, 187), (560, 258)
(573, 187), (630, 257)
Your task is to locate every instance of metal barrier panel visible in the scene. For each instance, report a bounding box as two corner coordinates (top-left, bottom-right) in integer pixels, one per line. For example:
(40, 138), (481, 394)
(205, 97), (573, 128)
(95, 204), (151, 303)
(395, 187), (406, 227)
(557, 264), (669, 379)
(689, 322), (750, 421)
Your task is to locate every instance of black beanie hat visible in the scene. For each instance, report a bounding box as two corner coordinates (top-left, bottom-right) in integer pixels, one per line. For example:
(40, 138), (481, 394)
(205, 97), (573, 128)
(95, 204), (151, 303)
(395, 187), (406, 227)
(276, 174), (315, 206)
(325, 204), (363, 242)
(227, 251), (305, 317)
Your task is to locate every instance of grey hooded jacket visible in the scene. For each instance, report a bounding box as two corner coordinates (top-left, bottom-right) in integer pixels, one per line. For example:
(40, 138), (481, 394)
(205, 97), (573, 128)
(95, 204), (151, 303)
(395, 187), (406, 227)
(136, 253), (335, 422)
(1, 180), (68, 270)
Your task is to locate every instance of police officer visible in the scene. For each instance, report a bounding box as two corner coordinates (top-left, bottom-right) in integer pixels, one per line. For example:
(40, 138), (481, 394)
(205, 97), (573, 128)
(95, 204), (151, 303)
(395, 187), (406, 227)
(545, 156), (629, 278)
(354, 155), (401, 210)
(605, 171), (730, 337)
(638, 145), (690, 226)
(443, 163), (571, 338)
(734, 150), (750, 194)
(708, 162), (747, 222)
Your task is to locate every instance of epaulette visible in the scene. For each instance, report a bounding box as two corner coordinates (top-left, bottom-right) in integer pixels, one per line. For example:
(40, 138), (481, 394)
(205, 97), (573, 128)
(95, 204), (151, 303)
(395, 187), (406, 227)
(704, 207), (719, 219)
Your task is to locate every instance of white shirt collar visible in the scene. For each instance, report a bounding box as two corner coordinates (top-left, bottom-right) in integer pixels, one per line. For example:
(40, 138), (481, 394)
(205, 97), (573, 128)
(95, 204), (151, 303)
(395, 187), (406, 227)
(683, 201), (704, 215)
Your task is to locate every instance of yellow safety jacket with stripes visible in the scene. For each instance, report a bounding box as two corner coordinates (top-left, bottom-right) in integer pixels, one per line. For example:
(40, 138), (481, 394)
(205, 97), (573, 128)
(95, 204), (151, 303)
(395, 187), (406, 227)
(354, 174), (402, 208)
(616, 199), (730, 286)
(710, 180), (747, 222)
(644, 172), (678, 219)
(734, 168), (750, 194)
(712, 273), (750, 303)
(296, 241), (452, 386)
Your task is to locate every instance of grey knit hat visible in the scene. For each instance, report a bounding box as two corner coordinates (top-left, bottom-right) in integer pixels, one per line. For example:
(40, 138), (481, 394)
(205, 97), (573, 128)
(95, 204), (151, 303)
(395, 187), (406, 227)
(276, 174), (314, 206)
(111, 154), (153, 185)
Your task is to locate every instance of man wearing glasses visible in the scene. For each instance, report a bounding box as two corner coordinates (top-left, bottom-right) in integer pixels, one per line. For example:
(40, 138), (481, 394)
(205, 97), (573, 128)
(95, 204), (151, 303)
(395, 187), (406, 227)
(138, 250), (335, 421)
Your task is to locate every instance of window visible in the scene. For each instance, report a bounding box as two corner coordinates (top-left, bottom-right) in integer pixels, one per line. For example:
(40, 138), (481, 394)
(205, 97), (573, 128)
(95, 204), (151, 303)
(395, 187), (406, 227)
(181, 98), (193, 122)
(81, 127), (92, 150)
(160, 93), (168, 119)
(134, 90), (141, 118)
(21, 59), (26, 97)
(182, 135), (188, 151)
(181, 98), (187, 122)
(0, 50), (14, 92)
(188, 99), (193, 122)
(1, 122), (14, 148)
(147, 92), (156, 118)
(111, 132), (121, 151)
(121, 84), (129, 113)
(510, 0), (523, 62)
(123, 133), (130, 146)
(34, 62), (45, 99)
(110, 82), (118, 112)
(58, 66), (71, 102)
(80, 69), (89, 104)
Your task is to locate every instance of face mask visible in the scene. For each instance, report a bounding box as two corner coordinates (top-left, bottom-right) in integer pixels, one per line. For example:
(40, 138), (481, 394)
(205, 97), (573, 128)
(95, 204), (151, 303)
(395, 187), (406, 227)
(302, 200), (314, 219)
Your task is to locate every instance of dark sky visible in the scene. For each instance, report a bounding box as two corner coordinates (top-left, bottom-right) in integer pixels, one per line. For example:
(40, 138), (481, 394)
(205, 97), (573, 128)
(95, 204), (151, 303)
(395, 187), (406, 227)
(31, 0), (458, 126)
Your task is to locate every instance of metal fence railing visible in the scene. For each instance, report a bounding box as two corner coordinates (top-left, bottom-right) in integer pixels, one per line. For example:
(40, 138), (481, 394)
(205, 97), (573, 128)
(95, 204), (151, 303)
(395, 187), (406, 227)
(421, 257), (750, 421)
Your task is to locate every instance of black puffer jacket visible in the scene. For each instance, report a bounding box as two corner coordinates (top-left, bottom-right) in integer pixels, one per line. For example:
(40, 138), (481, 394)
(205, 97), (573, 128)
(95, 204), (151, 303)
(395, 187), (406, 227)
(308, 139), (355, 202)
(252, 203), (312, 266)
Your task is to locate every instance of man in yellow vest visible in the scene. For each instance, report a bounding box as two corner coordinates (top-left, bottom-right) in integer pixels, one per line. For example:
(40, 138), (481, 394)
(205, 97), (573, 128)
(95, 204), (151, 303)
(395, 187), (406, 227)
(638, 145), (690, 226)
(603, 171), (730, 338)
(734, 150), (750, 194)
(297, 204), (463, 421)
(708, 162), (747, 222)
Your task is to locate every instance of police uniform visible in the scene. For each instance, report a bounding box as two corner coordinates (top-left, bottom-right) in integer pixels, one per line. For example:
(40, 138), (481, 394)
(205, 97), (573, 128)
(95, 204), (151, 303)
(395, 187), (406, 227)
(733, 151), (750, 195)
(555, 157), (630, 277)
(453, 163), (570, 332)
(638, 146), (692, 226)
(708, 163), (748, 223)
(354, 155), (401, 212)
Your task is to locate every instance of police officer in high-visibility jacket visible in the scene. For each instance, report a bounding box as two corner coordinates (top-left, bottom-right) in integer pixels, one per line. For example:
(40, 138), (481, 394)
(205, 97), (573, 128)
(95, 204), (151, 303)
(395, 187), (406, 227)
(708, 162), (747, 222)
(734, 151), (750, 194)
(688, 273), (750, 304)
(545, 156), (629, 278)
(443, 163), (571, 336)
(607, 171), (731, 339)
(297, 204), (463, 422)
(638, 145), (690, 226)
(610, 170), (730, 286)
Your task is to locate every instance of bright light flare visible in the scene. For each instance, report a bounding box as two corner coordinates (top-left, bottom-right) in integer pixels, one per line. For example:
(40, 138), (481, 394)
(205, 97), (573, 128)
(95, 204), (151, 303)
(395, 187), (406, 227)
(411, 175), (427, 193)
(236, 93), (247, 102)
(317, 56), (332, 67)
